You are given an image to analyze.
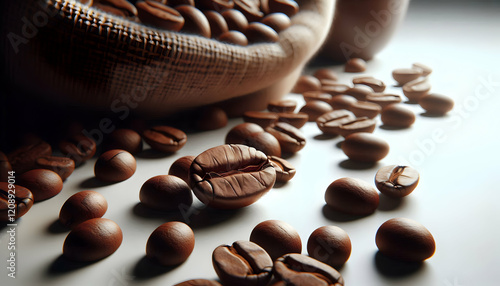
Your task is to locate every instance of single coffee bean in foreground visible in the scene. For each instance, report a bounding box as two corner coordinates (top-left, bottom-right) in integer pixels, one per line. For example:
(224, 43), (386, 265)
(375, 165), (419, 198)
(267, 99), (297, 113)
(353, 76), (386, 92)
(146, 221), (195, 266)
(403, 79), (431, 102)
(265, 122), (306, 154)
(392, 68), (422, 85)
(59, 134), (97, 164)
(376, 218), (436, 262)
(292, 75), (321, 94)
(345, 58), (366, 73)
(142, 125), (187, 153)
(168, 155), (195, 184)
(328, 94), (357, 110)
(342, 133), (389, 163)
(94, 149), (136, 182)
(273, 253), (344, 285)
(213, 240), (273, 286)
(250, 219), (301, 261)
(381, 104), (416, 128)
(63, 218), (123, 262)
(260, 12), (291, 33)
(136, 1), (185, 31)
(176, 5), (211, 38)
(139, 175), (193, 211)
(307, 226), (352, 267)
(104, 128), (143, 154)
(174, 279), (222, 286)
(299, 100), (333, 122)
(325, 177), (379, 216)
(8, 140), (52, 174)
(190, 144), (276, 209)
(194, 106), (228, 131)
(59, 191), (108, 229)
(35, 156), (75, 181)
(277, 112), (308, 129)
(0, 182), (33, 222)
(18, 169), (63, 202)
(419, 93), (454, 115)
(0, 152), (13, 182)
(243, 111), (279, 128)
(268, 156), (296, 183)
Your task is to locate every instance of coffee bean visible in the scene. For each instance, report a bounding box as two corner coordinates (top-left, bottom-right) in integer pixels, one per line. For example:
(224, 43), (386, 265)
(412, 62), (432, 76)
(104, 128), (143, 155)
(307, 226), (352, 267)
(222, 9), (248, 32)
(93, 0), (138, 17)
(197, 0), (234, 11)
(213, 240), (273, 286)
(226, 124), (281, 156)
(267, 99), (297, 113)
(0, 152), (13, 182)
(243, 111), (279, 128)
(268, 0), (299, 17)
(176, 5), (211, 37)
(328, 95), (357, 110)
(316, 110), (356, 135)
(136, 1), (185, 31)
(344, 86), (373, 101)
(140, 175), (193, 211)
(277, 112), (309, 129)
(335, 117), (377, 137)
(265, 122), (306, 154)
(375, 165), (419, 198)
(419, 93), (454, 115)
(260, 12), (291, 33)
(234, 0), (263, 22)
(381, 104), (416, 128)
(59, 134), (97, 164)
(63, 218), (123, 262)
(35, 156), (75, 181)
(59, 191), (108, 228)
(169, 0), (195, 6)
(292, 75), (321, 94)
(0, 182), (33, 222)
(314, 68), (338, 81)
(321, 82), (350, 97)
(218, 30), (249, 45)
(392, 68), (422, 85)
(168, 155), (195, 184)
(18, 169), (63, 202)
(268, 156), (295, 183)
(325, 177), (379, 216)
(190, 144), (276, 209)
(348, 101), (382, 119)
(146, 221), (195, 266)
(8, 140), (52, 174)
(376, 218), (436, 262)
(342, 133), (389, 163)
(403, 79), (431, 102)
(245, 22), (279, 43)
(204, 10), (229, 39)
(195, 106), (228, 131)
(250, 220), (301, 261)
(142, 126), (187, 153)
(174, 279), (222, 286)
(365, 93), (402, 108)
(226, 123), (264, 143)
(302, 91), (332, 103)
(299, 100), (333, 122)
(94, 149), (136, 182)
(345, 58), (366, 73)
(352, 76), (386, 92)
(273, 253), (344, 285)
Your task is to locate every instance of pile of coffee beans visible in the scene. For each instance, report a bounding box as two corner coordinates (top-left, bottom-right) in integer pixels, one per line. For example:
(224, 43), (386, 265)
(76, 0), (299, 45)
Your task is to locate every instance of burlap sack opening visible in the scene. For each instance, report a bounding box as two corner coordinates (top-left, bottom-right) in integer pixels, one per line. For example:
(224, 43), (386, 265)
(1, 0), (334, 117)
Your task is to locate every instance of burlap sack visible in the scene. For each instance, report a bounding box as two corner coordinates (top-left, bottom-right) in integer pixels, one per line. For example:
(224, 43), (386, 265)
(1, 0), (334, 117)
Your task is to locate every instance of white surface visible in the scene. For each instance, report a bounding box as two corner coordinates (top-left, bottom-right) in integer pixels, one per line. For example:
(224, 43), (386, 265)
(2, 1), (500, 285)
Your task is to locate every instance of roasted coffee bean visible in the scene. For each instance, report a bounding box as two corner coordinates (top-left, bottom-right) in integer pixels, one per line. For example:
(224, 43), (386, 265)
(314, 68), (338, 81)
(403, 79), (431, 102)
(0, 152), (13, 182)
(8, 140), (52, 174)
(234, 0), (263, 22)
(140, 175), (193, 211)
(268, 156), (295, 183)
(204, 10), (229, 39)
(265, 122), (306, 154)
(352, 76), (386, 92)
(35, 156), (75, 181)
(381, 104), (416, 128)
(316, 110), (356, 135)
(63, 218), (123, 262)
(226, 123), (264, 143)
(226, 124), (281, 156)
(392, 68), (422, 85)
(190, 144), (276, 209)
(376, 218), (436, 262)
(302, 91), (332, 103)
(268, 0), (299, 17)
(176, 5), (211, 37)
(260, 12), (291, 33)
(59, 134), (96, 164)
(168, 155), (195, 184)
(222, 9), (249, 32)
(277, 112), (308, 129)
(169, 0), (195, 6)
(93, 0), (138, 17)
(268, 100), (297, 113)
(197, 0), (234, 11)
(59, 191), (108, 228)
(348, 101), (382, 119)
(243, 111), (279, 128)
(344, 86), (373, 101)
(292, 75), (321, 94)
(0, 182), (33, 222)
(299, 100), (333, 122)
(325, 177), (379, 216)
(307, 226), (352, 267)
(273, 253), (344, 285)
(18, 169), (63, 202)
(335, 117), (377, 137)
(218, 30), (249, 45)
(142, 126), (187, 153)
(174, 279), (222, 286)
(375, 165), (419, 198)
(195, 106), (228, 131)
(250, 220), (301, 261)
(412, 62), (432, 76)
(365, 93), (402, 108)
(136, 1), (185, 31)
(245, 22), (279, 43)
(345, 58), (366, 73)
(213, 240), (273, 286)
(342, 133), (389, 162)
(328, 95), (357, 110)
(104, 128), (143, 154)
(321, 83), (350, 97)
(419, 93), (454, 115)
(146, 221), (195, 266)
(94, 149), (136, 182)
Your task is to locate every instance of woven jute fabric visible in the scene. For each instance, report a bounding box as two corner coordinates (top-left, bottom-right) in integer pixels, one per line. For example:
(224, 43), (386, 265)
(2, 0), (334, 116)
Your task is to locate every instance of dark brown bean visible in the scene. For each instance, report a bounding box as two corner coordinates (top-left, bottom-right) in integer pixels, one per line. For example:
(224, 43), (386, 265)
(267, 99), (297, 113)
(8, 140), (52, 174)
(352, 76), (386, 92)
(63, 218), (123, 262)
(174, 279), (222, 286)
(142, 126), (187, 153)
(336, 117), (377, 137)
(196, 0), (234, 11)
(221, 9), (248, 32)
(59, 134), (96, 164)
(365, 93), (402, 108)
(218, 30), (248, 45)
(104, 128), (143, 154)
(243, 111), (279, 128)
(250, 220), (301, 261)
(0, 182), (33, 222)
(168, 155), (195, 184)
(265, 122), (306, 154)
(59, 191), (108, 228)
(302, 91), (332, 103)
(204, 10), (229, 39)
(381, 104), (416, 128)
(292, 75), (321, 94)
(299, 100), (333, 122)
(234, 0), (264, 22)
(345, 58), (366, 73)
(93, 0), (138, 17)
(225, 123), (264, 143)
(316, 110), (356, 135)
(344, 86), (373, 101)
(268, 0), (299, 17)
(146, 221), (195, 266)
(328, 95), (357, 110)
(176, 5), (211, 38)
(194, 106), (228, 131)
(94, 149), (136, 182)
(342, 133), (389, 163)
(213, 240), (273, 286)
(277, 112), (309, 129)
(325, 177), (379, 216)
(139, 175), (193, 211)
(403, 79), (431, 102)
(245, 22), (279, 43)
(392, 68), (422, 85)
(273, 253), (344, 285)
(35, 156), (75, 181)
(268, 156), (295, 183)
(376, 218), (436, 262)
(348, 101), (382, 119)
(18, 169), (63, 202)
(375, 165), (420, 198)
(314, 68), (338, 81)
(419, 93), (454, 115)
(0, 152), (13, 182)
(260, 12), (291, 33)
(307, 226), (352, 267)
(226, 124), (281, 157)
(136, 1), (185, 31)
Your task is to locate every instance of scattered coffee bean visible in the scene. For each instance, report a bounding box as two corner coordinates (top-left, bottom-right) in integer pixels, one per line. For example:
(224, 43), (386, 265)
(375, 165), (419, 198)
(268, 0), (299, 17)
(218, 30), (249, 45)
(0, 152), (13, 182)
(140, 175), (193, 211)
(277, 112), (309, 129)
(176, 5), (211, 37)
(0, 182), (33, 222)
(268, 99), (297, 113)
(316, 110), (356, 135)
(412, 62), (432, 76)
(260, 12), (291, 33)
(313, 68), (338, 81)
(381, 104), (416, 128)
(146, 221), (195, 266)
(35, 156), (75, 181)
(195, 106), (228, 131)
(250, 220), (301, 261)
(307, 226), (352, 267)
(376, 218), (436, 262)
(234, 0), (264, 22)
(142, 126), (187, 153)
(226, 123), (281, 156)
(204, 10), (229, 39)
(94, 149), (136, 182)
(419, 93), (454, 115)
(104, 128), (143, 154)
(292, 75), (322, 94)
(136, 1), (185, 31)
(403, 79), (431, 102)
(353, 76), (386, 92)
(348, 101), (382, 119)
(225, 123), (264, 143)
(243, 111), (279, 128)
(302, 91), (332, 103)
(299, 100), (333, 122)
(344, 85), (373, 101)
(222, 9), (249, 32)
(325, 177), (379, 216)
(345, 58), (366, 73)
(342, 133), (389, 163)
(18, 169), (63, 202)
(273, 253), (344, 285)
(321, 82), (350, 96)
(392, 68), (422, 85)
(59, 190), (108, 229)
(174, 279), (222, 286)
(59, 134), (97, 164)
(328, 94), (357, 110)
(8, 140), (52, 174)
(365, 93), (402, 108)
(168, 155), (195, 184)
(334, 117), (377, 138)
(245, 22), (279, 43)
(265, 122), (306, 154)
(268, 156), (296, 183)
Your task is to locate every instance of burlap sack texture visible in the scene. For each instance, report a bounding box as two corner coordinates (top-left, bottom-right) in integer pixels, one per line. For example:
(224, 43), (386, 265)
(2, 0), (334, 117)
